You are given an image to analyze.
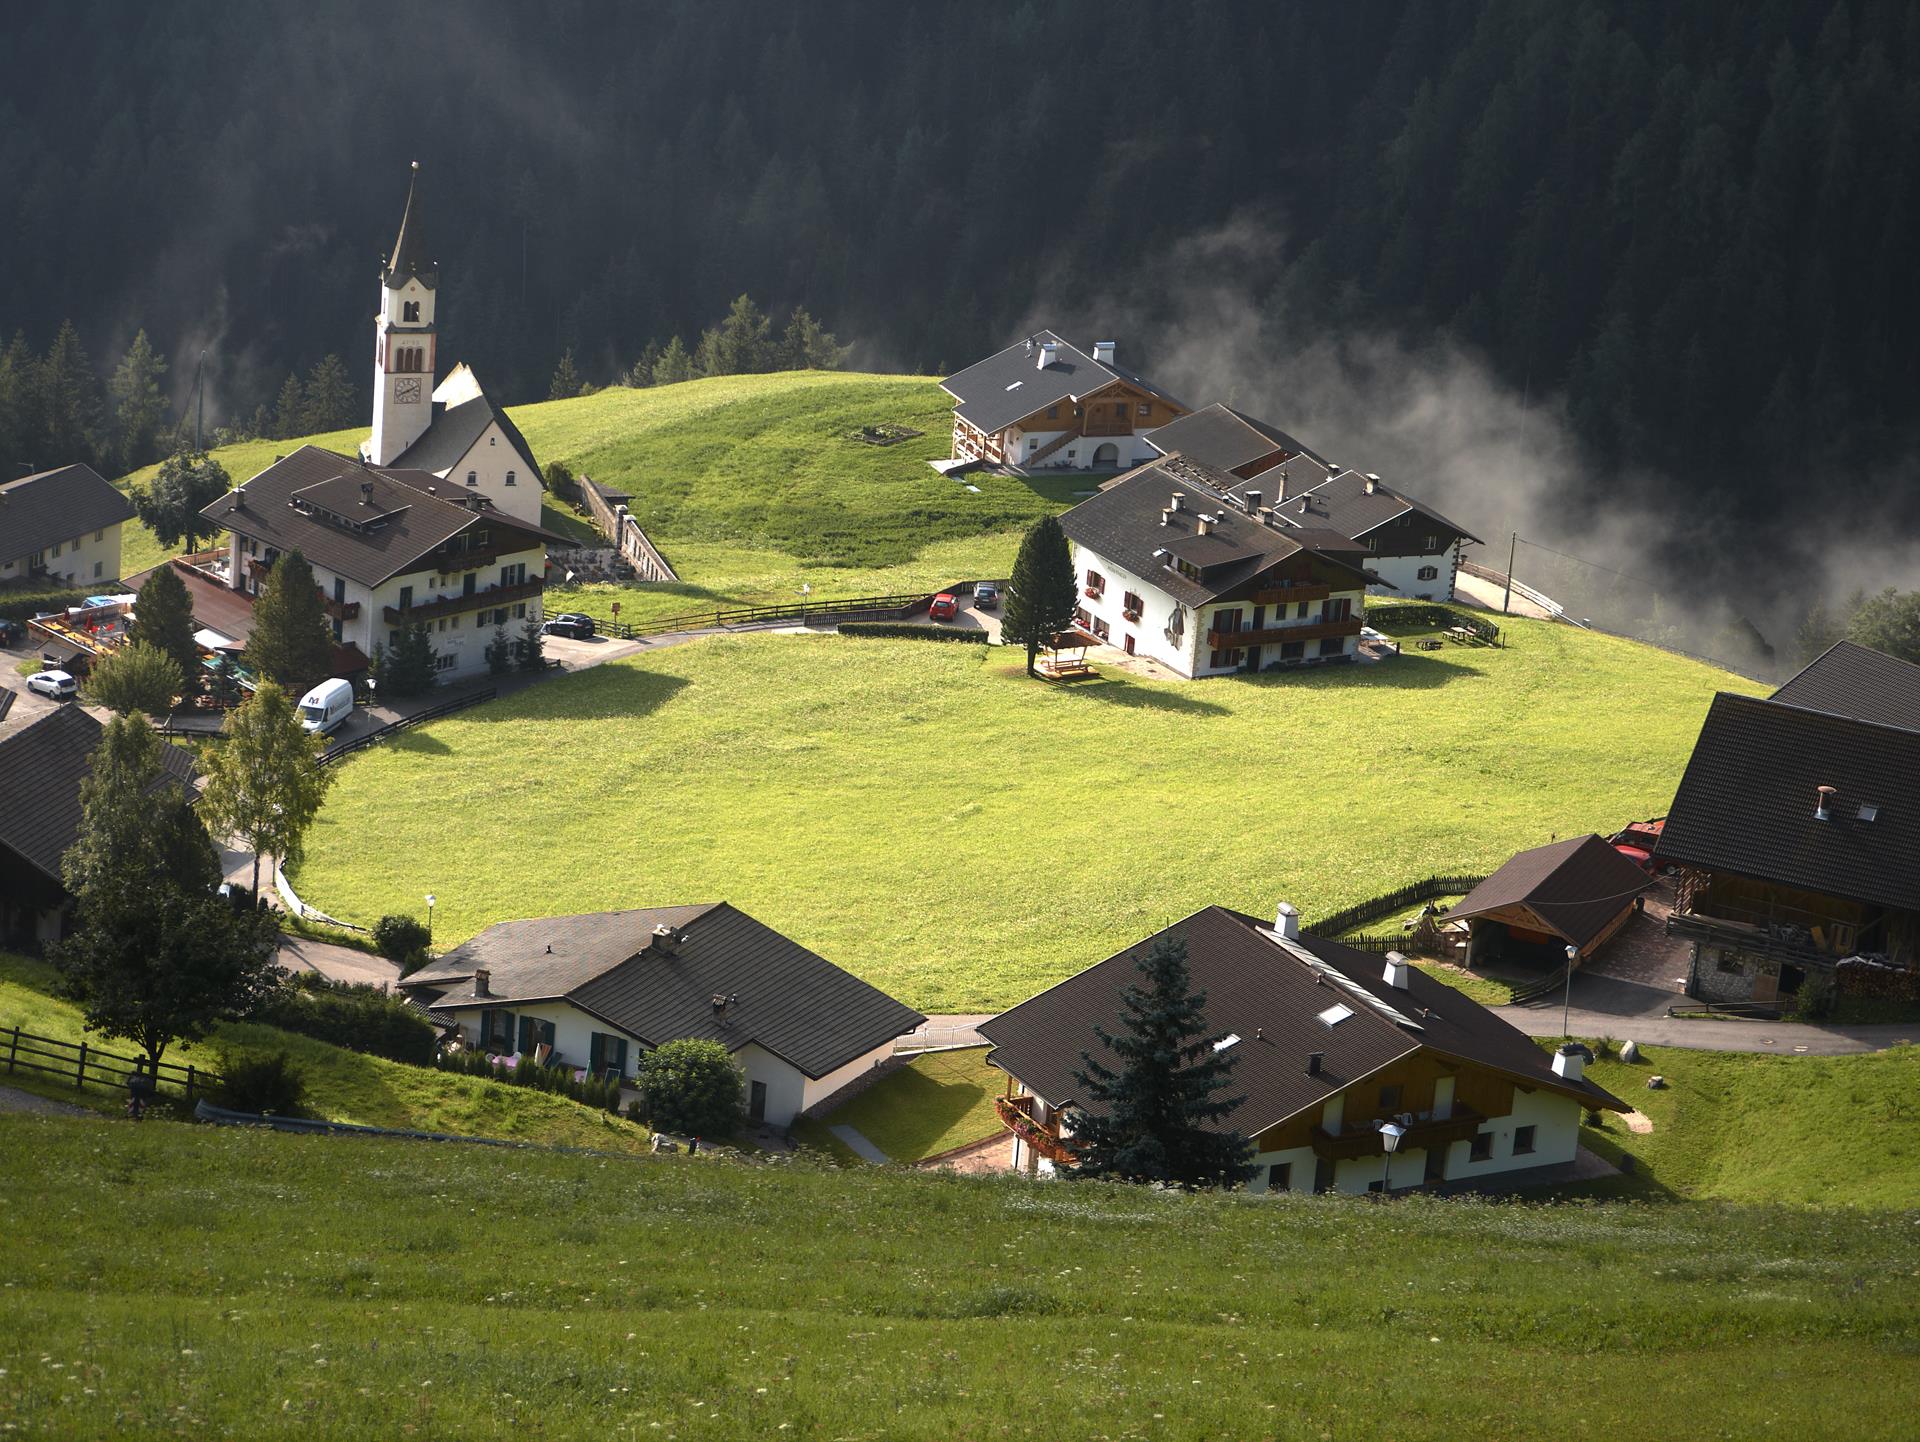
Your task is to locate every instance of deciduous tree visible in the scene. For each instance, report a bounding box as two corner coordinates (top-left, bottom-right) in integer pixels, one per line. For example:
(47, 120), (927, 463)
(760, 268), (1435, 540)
(84, 639), (184, 717)
(244, 548), (334, 691)
(195, 678), (336, 897)
(1066, 935), (1255, 1191)
(52, 715), (281, 1072)
(134, 450), (229, 556)
(1001, 514), (1078, 677)
(639, 1037), (745, 1138)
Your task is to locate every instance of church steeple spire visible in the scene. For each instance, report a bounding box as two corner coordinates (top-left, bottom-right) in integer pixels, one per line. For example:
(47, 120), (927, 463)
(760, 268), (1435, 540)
(383, 160), (436, 290)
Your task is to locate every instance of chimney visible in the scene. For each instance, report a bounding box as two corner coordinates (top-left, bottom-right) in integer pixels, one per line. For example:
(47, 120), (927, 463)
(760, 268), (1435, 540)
(1024, 336), (1035, 356)
(1038, 341), (1058, 370)
(1160, 508), (1173, 526)
(360, 480), (374, 505)
(473, 968), (491, 998)
(1274, 901), (1300, 939)
(650, 923), (679, 956)
(1383, 951), (1410, 989)
(1195, 516), (1214, 536)
(1092, 340), (1117, 365)
(1306, 1051), (1325, 1077)
(1552, 1043), (1591, 1082)
(1244, 490), (1262, 512)
(1814, 785), (1836, 820)
(1364, 473), (1380, 494)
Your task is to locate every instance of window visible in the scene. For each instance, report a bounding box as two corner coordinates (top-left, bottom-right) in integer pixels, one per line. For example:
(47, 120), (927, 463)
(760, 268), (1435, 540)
(480, 1009), (515, 1051)
(332, 619), (343, 641)
(1378, 1085), (1402, 1110)
(489, 435), (496, 446)
(402, 299), (420, 323)
(1121, 590), (1144, 621)
(1424, 535), (1441, 549)
(1065, 449), (1076, 459)
(398, 585), (414, 609)
(1513, 1125), (1536, 1156)
(388, 630), (401, 649)
(589, 1032), (631, 1078)
(1417, 565), (1439, 581)
(434, 653), (456, 671)
(466, 471), (478, 487)
(1469, 1132), (1493, 1163)
(1266, 1161), (1292, 1193)
(474, 530), (490, 545)
(1137, 402), (1151, 417)
(1318, 637), (1344, 657)
(517, 1016), (556, 1054)
(513, 603), (526, 619)
(436, 618), (447, 632)
(1316, 1003), (1354, 1027)
(94, 529), (103, 542)
(1046, 405), (1059, 420)
(1085, 570), (1105, 597)
(1280, 640), (1304, 660)
(93, 561), (103, 578)
(1209, 646), (1243, 669)
(1115, 402), (1127, 417)
(505, 470), (516, 486)
(1321, 597), (1352, 622)
(50, 542), (61, 558)
(1295, 601), (1309, 619)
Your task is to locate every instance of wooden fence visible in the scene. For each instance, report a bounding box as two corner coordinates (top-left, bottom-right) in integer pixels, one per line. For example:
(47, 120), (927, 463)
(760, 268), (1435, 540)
(1303, 875), (1486, 942)
(574, 580), (1005, 641)
(3, 1025), (220, 1101)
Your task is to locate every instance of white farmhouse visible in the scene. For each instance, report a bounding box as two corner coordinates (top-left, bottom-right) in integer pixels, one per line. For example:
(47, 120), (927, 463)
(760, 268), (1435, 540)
(360, 164), (544, 525)
(197, 446), (555, 683)
(0, 464), (136, 589)
(939, 331), (1189, 473)
(979, 904), (1629, 1192)
(1058, 454), (1377, 678)
(404, 903), (926, 1130)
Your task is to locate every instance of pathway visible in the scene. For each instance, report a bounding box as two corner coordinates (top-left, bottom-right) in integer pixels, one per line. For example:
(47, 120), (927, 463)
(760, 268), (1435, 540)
(828, 1123), (890, 1164)
(1494, 1005), (1912, 1055)
(0, 1084), (93, 1118)
(277, 935), (403, 989)
(1453, 569), (1556, 621)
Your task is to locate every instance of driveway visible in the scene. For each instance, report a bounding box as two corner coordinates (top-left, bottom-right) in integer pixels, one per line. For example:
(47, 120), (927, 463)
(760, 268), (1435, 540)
(277, 935), (403, 990)
(1496, 1005), (1913, 1055)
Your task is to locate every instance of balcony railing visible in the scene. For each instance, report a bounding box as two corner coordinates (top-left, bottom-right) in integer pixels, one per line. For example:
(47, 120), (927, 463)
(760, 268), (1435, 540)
(318, 590), (360, 621)
(995, 1095), (1075, 1165)
(1309, 1106), (1486, 1163)
(384, 575), (545, 626)
(1205, 617), (1362, 648)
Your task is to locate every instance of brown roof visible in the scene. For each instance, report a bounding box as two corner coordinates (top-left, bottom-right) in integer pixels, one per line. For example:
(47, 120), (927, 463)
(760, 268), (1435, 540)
(198, 446), (550, 588)
(978, 906), (1626, 1134)
(1449, 835), (1653, 951)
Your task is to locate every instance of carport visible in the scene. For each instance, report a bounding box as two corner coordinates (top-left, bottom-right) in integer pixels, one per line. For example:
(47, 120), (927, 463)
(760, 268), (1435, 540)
(1451, 834), (1655, 972)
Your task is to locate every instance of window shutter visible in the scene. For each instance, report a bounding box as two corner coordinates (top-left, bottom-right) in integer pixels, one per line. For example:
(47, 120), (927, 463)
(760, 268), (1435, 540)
(517, 1015), (533, 1054)
(589, 1033), (604, 1073)
(478, 1010), (492, 1049)
(613, 1037), (629, 1076)
(540, 1019), (556, 1048)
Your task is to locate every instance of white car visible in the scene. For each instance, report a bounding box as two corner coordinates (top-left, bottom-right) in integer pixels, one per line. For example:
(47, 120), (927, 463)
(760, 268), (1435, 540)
(27, 669), (77, 701)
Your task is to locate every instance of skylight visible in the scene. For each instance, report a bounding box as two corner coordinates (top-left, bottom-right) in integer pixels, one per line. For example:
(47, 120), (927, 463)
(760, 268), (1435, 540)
(1262, 926), (1427, 1031)
(1004, 380), (1024, 391)
(1317, 1004), (1354, 1028)
(1859, 803), (1880, 822)
(1213, 1033), (1241, 1052)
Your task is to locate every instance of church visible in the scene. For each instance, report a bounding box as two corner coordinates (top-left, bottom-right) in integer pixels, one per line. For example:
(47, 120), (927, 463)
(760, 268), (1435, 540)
(361, 162), (545, 526)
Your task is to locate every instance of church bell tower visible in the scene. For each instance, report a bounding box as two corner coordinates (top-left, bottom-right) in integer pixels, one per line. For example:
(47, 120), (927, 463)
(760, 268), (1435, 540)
(369, 161), (438, 466)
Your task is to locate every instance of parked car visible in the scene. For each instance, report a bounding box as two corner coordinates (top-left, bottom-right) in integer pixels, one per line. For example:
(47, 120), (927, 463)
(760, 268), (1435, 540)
(541, 613), (597, 639)
(0, 618), (23, 647)
(973, 582), (1000, 611)
(929, 593), (958, 622)
(296, 677), (356, 735)
(26, 669), (77, 701)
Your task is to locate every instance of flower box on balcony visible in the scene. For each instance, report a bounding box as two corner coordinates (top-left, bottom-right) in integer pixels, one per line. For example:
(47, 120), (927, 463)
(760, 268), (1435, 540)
(1084, 586), (1104, 600)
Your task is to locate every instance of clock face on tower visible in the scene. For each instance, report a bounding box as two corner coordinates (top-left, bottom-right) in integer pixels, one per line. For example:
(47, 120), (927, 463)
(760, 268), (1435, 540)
(394, 377), (422, 405)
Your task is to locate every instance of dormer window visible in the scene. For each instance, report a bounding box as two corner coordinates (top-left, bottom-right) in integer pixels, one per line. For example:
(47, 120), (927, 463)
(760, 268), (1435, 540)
(402, 300), (420, 323)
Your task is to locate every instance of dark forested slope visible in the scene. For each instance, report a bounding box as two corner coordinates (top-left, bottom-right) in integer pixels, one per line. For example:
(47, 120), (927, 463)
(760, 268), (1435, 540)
(1, 0), (1915, 533)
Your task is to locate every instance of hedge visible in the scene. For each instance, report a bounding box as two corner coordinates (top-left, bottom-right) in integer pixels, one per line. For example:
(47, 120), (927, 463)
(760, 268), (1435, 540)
(0, 584), (89, 623)
(436, 1047), (626, 1113)
(253, 975), (438, 1066)
(838, 621), (989, 643)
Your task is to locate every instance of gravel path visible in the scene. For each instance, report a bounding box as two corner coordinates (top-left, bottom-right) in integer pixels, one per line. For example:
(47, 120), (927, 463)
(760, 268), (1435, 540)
(0, 1084), (94, 1118)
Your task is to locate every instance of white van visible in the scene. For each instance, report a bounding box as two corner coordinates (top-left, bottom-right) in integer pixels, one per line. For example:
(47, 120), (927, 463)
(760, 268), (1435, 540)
(296, 678), (355, 735)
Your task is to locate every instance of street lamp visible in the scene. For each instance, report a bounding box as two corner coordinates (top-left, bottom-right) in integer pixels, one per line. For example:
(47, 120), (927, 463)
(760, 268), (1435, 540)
(425, 892), (437, 943)
(1377, 1118), (1407, 1195)
(1562, 943), (1579, 1039)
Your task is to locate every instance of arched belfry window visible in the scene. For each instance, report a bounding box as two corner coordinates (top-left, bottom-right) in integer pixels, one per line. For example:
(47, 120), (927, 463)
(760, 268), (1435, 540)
(403, 300), (421, 323)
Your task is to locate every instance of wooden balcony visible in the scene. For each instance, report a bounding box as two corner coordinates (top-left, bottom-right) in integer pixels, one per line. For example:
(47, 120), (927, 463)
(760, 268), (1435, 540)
(1082, 418), (1136, 437)
(996, 1094), (1075, 1165)
(1310, 1106), (1486, 1163)
(318, 590), (361, 622)
(384, 575), (545, 626)
(1205, 617), (1362, 648)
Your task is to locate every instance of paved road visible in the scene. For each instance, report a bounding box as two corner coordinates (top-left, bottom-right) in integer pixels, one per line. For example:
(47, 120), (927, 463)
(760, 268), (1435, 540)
(277, 935), (403, 989)
(0, 1084), (93, 1118)
(1495, 1004), (1913, 1055)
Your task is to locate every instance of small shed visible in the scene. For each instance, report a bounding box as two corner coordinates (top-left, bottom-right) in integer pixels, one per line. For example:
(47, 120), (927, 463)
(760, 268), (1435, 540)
(1451, 835), (1654, 969)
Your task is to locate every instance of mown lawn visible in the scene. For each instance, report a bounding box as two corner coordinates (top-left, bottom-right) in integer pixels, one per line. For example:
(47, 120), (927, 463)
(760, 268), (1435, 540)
(294, 618), (1762, 1011)
(1575, 1042), (1920, 1207)
(819, 1047), (1004, 1161)
(2, 1117), (1916, 1440)
(113, 373), (1052, 617)
(0, 953), (650, 1152)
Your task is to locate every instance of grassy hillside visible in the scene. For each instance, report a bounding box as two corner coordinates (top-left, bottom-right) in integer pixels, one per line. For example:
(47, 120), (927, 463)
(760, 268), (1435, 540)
(2, 1117), (1915, 1440)
(292, 617), (1762, 1010)
(0, 953), (649, 1153)
(112, 374), (1045, 618)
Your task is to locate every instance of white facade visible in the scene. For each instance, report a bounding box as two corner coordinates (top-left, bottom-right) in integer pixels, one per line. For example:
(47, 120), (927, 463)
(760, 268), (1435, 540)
(2, 523), (124, 588)
(447, 1002), (893, 1130)
(1362, 540), (1463, 602)
(1070, 542), (1363, 680)
(436, 412), (541, 525)
(1003, 423), (1164, 472)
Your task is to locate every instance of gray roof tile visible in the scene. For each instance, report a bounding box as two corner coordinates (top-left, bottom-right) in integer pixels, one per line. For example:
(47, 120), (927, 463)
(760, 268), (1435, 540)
(0, 465), (137, 567)
(941, 330), (1185, 435)
(1770, 640), (1920, 729)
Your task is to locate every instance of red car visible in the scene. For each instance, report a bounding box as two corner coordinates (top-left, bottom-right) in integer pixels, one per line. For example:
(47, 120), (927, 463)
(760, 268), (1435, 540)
(929, 593), (958, 621)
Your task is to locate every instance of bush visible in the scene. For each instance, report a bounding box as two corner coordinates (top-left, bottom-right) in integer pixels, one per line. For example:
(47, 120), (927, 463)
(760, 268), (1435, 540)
(372, 914), (432, 973)
(544, 460), (580, 505)
(639, 1038), (744, 1138)
(219, 1049), (308, 1115)
(0, 583), (88, 623)
(839, 621), (988, 643)
(253, 976), (438, 1066)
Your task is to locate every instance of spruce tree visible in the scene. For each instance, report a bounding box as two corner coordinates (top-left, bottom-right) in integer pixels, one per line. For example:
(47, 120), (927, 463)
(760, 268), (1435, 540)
(128, 561), (199, 681)
(697, 294), (772, 376)
(1067, 936), (1255, 1191)
(653, 335), (694, 385)
(549, 348), (581, 400)
(378, 623), (438, 697)
(1001, 514), (1079, 677)
(108, 328), (170, 471)
(301, 354), (355, 433)
(134, 450), (229, 556)
(37, 319), (105, 466)
(245, 548), (334, 691)
(272, 373), (306, 439)
(780, 307), (850, 370)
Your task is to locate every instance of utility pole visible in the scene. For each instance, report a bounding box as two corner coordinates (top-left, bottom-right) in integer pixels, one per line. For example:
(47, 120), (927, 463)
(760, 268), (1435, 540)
(192, 349), (209, 453)
(1501, 531), (1517, 615)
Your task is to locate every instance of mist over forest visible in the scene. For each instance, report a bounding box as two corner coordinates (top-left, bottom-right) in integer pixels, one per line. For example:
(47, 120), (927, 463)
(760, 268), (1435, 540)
(3, 0), (1916, 659)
